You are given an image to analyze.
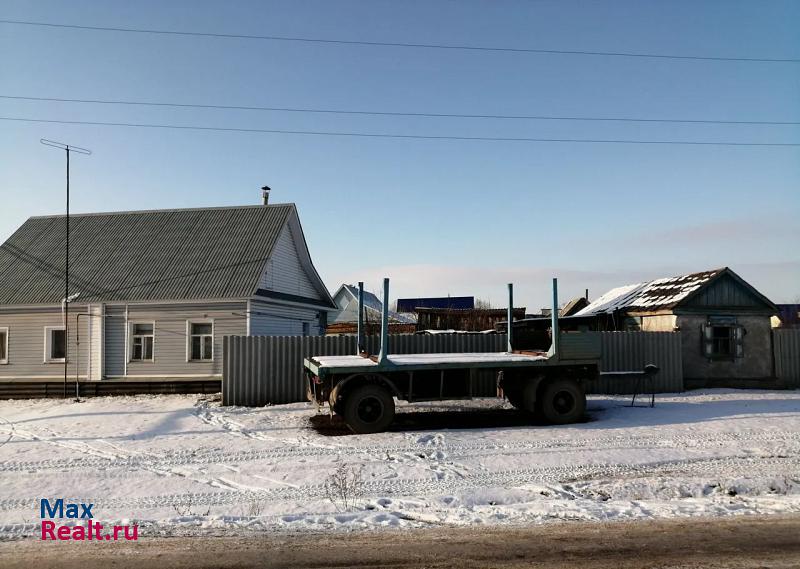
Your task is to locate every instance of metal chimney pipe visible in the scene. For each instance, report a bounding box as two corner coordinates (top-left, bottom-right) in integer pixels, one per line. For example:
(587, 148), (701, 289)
(507, 283), (513, 353)
(261, 186), (271, 205)
(549, 278), (560, 359)
(378, 278), (390, 364)
(356, 282), (365, 355)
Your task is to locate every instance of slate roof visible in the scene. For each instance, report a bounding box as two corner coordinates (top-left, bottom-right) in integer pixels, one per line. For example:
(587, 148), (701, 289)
(0, 204), (297, 305)
(574, 269), (725, 316)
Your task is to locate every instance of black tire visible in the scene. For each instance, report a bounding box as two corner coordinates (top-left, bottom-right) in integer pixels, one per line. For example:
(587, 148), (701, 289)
(506, 378), (543, 414)
(539, 379), (585, 425)
(342, 384), (396, 434)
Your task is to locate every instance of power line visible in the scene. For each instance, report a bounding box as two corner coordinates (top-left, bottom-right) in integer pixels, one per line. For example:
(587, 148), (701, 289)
(1, 19), (798, 64)
(2, 115), (798, 147)
(3, 94), (798, 126)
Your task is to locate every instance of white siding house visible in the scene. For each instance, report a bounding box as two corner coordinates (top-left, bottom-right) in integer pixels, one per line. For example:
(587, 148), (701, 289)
(0, 203), (335, 382)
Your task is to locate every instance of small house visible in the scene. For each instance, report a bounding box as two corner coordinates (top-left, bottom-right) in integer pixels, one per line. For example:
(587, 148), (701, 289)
(0, 203), (335, 385)
(573, 268), (778, 385)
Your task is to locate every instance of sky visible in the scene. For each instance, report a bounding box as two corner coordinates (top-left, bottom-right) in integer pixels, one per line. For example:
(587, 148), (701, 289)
(1, 0), (798, 309)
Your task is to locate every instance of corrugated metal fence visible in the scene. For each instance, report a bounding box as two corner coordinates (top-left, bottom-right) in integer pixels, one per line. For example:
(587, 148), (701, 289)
(592, 332), (683, 394)
(774, 329), (800, 388)
(223, 334), (506, 406)
(223, 331), (684, 406)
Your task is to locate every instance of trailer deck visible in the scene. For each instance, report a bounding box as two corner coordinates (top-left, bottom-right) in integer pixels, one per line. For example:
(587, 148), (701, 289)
(305, 352), (548, 377)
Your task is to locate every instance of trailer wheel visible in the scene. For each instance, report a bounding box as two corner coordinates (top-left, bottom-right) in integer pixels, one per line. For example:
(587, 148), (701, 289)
(539, 379), (585, 424)
(342, 384), (396, 434)
(505, 390), (524, 410)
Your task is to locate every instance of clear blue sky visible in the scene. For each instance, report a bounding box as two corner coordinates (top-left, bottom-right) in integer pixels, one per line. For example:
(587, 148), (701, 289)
(1, 0), (798, 309)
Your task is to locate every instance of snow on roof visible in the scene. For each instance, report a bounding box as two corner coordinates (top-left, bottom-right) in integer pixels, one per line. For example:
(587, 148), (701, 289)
(574, 269), (724, 316)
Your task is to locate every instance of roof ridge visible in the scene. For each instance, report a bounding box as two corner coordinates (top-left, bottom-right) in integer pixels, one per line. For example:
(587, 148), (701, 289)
(27, 203), (296, 219)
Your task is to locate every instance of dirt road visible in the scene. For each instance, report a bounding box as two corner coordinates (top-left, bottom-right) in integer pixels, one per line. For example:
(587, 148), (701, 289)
(2, 515), (799, 568)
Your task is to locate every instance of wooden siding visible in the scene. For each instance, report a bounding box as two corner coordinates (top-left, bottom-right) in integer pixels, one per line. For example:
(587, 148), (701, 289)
(258, 223), (320, 300)
(103, 302), (247, 378)
(88, 304), (103, 380)
(681, 273), (774, 313)
(104, 305), (126, 378)
(0, 307), (90, 379)
(249, 299), (323, 336)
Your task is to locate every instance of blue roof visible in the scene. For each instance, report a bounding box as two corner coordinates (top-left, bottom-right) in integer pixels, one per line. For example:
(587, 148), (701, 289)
(396, 296), (474, 312)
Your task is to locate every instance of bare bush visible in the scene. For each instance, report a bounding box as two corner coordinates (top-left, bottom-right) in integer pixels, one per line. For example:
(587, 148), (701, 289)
(241, 500), (264, 517)
(324, 463), (364, 512)
(172, 494), (211, 517)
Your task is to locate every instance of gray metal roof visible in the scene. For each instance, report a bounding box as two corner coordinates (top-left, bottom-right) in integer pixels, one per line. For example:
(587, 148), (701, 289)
(0, 204), (295, 305)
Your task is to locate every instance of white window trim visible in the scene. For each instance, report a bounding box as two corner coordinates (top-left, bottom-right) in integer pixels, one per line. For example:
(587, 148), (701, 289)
(0, 327), (8, 364)
(186, 319), (215, 362)
(129, 321), (156, 363)
(43, 326), (66, 364)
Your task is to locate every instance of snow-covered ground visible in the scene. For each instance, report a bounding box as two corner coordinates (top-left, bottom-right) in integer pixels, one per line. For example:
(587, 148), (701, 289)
(0, 389), (799, 538)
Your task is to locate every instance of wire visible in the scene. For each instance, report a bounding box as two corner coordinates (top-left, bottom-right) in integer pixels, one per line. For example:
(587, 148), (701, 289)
(3, 95), (797, 126)
(2, 116), (797, 146)
(1, 19), (798, 63)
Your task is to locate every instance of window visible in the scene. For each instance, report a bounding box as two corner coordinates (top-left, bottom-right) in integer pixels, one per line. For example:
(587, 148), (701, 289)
(302, 322), (310, 337)
(703, 317), (744, 359)
(131, 323), (154, 362)
(189, 322), (213, 361)
(0, 328), (7, 364)
(44, 327), (66, 362)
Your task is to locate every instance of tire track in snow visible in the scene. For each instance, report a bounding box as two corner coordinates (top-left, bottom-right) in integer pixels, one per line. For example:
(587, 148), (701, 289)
(1, 428), (797, 474)
(2, 424), (264, 495)
(1, 454), (797, 512)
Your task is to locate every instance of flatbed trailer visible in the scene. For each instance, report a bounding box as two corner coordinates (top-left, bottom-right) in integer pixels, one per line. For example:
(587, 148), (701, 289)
(305, 278), (627, 434)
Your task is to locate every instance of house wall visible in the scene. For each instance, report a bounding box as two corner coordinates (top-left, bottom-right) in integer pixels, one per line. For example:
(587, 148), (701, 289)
(258, 224), (320, 299)
(0, 306), (90, 379)
(677, 314), (773, 380)
(103, 302), (247, 379)
(640, 314), (677, 332)
(0, 298), (329, 380)
(249, 299), (324, 336)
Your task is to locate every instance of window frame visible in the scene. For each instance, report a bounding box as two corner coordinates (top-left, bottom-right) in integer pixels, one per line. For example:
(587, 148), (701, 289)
(186, 319), (215, 362)
(43, 326), (67, 363)
(0, 327), (8, 364)
(703, 317), (744, 360)
(709, 325), (735, 358)
(129, 321), (156, 363)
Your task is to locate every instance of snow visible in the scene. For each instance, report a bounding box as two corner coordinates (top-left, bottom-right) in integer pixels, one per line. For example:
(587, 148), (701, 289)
(574, 283), (646, 316)
(312, 352), (547, 368)
(1, 389), (799, 538)
(574, 269), (721, 316)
